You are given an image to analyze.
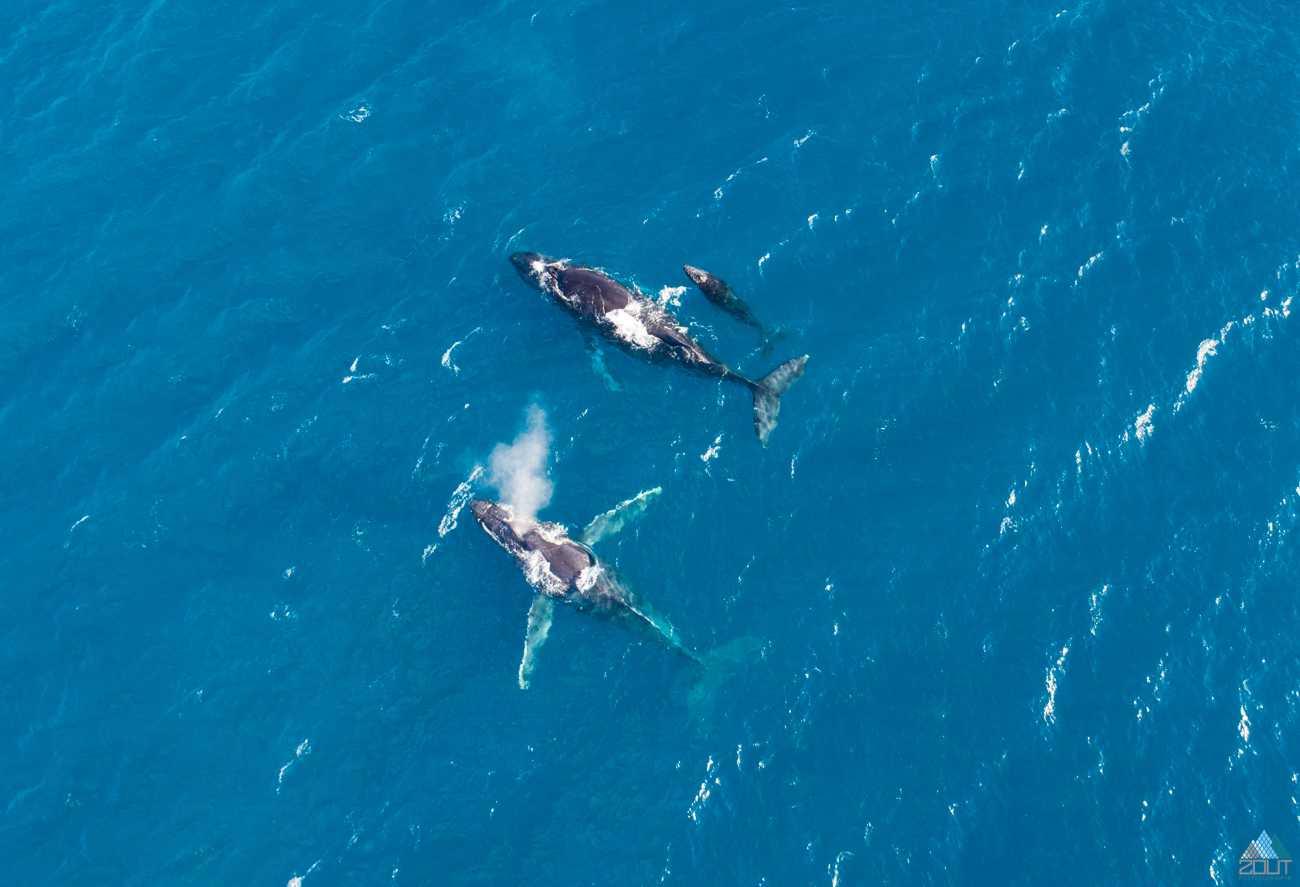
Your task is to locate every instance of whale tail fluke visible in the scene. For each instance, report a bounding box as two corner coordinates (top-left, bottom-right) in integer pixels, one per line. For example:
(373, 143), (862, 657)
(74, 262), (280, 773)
(759, 326), (792, 358)
(687, 637), (763, 725)
(752, 354), (809, 446)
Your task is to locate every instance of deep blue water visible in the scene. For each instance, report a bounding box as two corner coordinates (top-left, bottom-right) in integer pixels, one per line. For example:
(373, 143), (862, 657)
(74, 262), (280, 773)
(5, 0), (1300, 883)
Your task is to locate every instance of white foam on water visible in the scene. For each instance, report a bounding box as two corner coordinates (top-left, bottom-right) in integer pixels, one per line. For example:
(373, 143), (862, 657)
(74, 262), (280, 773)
(439, 465), (484, 537)
(701, 435), (722, 463)
(688, 756), (718, 822)
(1175, 321), (1235, 412)
(604, 307), (659, 350)
(1089, 585), (1108, 635)
(657, 285), (686, 308)
(441, 341), (462, 374)
(1134, 404), (1155, 441)
(1043, 645), (1069, 725)
(276, 739), (311, 794)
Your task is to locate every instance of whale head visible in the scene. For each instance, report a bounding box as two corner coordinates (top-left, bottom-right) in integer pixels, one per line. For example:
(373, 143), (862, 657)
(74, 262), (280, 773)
(470, 499), (527, 553)
(509, 252), (557, 290)
(683, 265), (712, 287)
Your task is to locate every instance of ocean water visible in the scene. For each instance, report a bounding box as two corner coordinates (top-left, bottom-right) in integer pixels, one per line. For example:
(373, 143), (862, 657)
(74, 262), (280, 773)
(4, 0), (1300, 883)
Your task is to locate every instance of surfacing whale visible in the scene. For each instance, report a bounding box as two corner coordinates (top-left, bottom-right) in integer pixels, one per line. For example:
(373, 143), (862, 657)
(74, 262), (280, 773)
(469, 496), (759, 707)
(509, 252), (807, 446)
(683, 264), (790, 356)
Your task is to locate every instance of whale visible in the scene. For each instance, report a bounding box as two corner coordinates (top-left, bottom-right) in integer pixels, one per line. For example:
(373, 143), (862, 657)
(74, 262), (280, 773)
(469, 495), (759, 700)
(509, 252), (807, 446)
(683, 265), (789, 355)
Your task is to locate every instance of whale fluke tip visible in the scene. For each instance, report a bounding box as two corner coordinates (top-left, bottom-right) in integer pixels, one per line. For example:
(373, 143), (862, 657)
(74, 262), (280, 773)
(753, 355), (808, 445)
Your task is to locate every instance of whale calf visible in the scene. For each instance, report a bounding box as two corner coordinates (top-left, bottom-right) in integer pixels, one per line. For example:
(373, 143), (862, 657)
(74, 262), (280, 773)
(683, 265), (789, 355)
(469, 496), (756, 695)
(509, 252), (807, 446)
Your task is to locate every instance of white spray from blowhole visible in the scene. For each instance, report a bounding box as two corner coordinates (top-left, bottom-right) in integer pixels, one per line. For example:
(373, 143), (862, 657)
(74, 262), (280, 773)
(487, 404), (553, 529)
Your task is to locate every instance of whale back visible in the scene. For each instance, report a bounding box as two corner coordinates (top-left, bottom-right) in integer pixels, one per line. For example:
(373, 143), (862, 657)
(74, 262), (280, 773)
(520, 523), (595, 587)
(555, 266), (632, 315)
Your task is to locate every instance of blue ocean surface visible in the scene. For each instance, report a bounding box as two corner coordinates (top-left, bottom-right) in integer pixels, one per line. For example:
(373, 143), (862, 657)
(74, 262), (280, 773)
(4, 0), (1300, 883)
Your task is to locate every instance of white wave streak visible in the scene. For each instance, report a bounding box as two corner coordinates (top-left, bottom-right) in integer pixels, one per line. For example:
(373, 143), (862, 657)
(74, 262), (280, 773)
(276, 739), (311, 794)
(1133, 404), (1155, 441)
(441, 342), (462, 374)
(1175, 321), (1235, 412)
(688, 756), (718, 823)
(439, 466), (484, 537)
(441, 327), (481, 376)
(488, 405), (552, 529)
(1043, 646), (1069, 725)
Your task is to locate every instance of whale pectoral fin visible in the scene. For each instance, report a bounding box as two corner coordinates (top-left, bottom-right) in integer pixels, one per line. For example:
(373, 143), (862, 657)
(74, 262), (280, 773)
(583, 332), (622, 391)
(759, 325), (791, 358)
(577, 486), (663, 546)
(518, 595), (555, 690)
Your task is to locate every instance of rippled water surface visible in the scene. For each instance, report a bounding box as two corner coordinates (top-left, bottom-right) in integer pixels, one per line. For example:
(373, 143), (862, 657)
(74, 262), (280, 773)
(5, 0), (1300, 883)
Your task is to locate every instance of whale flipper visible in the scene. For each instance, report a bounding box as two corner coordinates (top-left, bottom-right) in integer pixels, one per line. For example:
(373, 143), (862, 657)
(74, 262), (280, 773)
(758, 326), (792, 358)
(583, 333), (623, 391)
(577, 486), (663, 546)
(752, 355), (809, 446)
(518, 595), (555, 689)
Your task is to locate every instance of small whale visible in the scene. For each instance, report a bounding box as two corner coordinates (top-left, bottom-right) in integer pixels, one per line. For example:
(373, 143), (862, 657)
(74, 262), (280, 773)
(509, 252), (807, 445)
(469, 497), (759, 698)
(684, 265), (790, 356)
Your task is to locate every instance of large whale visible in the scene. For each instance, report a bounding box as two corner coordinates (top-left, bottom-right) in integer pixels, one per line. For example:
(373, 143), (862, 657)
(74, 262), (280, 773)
(469, 495), (758, 699)
(509, 252), (808, 446)
(683, 264), (788, 355)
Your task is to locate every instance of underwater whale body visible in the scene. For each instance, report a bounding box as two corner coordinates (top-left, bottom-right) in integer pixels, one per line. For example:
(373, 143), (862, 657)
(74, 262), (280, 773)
(469, 496), (757, 694)
(683, 264), (788, 355)
(508, 252), (808, 446)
